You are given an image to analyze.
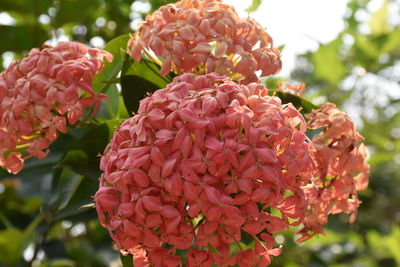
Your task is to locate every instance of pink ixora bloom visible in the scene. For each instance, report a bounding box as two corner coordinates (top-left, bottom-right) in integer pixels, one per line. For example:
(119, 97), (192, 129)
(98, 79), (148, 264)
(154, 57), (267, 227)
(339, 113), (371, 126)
(127, 0), (281, 83)
(95, 73), (316, 266)
(297, 103), (370, 241)
(0, 42), (112, 174)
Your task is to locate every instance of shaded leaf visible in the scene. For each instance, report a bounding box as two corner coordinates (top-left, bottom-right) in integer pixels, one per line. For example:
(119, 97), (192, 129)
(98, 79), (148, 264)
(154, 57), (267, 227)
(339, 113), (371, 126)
(58, 120), (119, 179)
(269, 90), (318, 114)
(120, 253), (134, 267)
(120, 56), (174, 115)
(0, 25), (48, 53)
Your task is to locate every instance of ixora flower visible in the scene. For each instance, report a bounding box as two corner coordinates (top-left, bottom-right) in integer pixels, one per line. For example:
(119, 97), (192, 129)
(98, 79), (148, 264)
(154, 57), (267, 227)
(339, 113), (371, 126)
(127, 0), (281, 83)
(0, 42), (112, 174)
(95, 73), (316, 266)
(298, 103), (370, 241)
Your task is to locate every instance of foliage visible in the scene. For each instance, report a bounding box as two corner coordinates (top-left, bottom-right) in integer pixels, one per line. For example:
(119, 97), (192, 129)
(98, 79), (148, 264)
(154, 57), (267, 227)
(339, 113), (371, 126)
(0, 0), (397, 266)
(281, 0), (400, 266)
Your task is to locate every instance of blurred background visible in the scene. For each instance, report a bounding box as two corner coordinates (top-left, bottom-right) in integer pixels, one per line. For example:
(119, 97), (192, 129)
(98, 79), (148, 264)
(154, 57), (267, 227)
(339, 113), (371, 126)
(0, 0), (399, 266)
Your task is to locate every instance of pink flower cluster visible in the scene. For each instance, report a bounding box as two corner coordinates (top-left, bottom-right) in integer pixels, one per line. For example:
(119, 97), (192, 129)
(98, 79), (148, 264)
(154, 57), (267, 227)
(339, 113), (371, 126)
(0, 42), (112, 174)
(95, 73), (316, 266)
(297, 103), (370, 241)
(128, 0), (281, 83)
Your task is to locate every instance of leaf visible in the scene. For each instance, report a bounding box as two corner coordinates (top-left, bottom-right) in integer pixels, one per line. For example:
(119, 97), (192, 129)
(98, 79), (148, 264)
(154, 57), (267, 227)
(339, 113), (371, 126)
(246, 0), (262, 12)
(368, 0), (390, 35)
(382, 28), (400, 54)
(311, 38), (347, 85)
(96, 84), (120, 120)
(93, 34), (130, 92)
(0, 214), (42, 265)
(0, 25), (48, 53)
(53, 0), (101, 27)
(120, 253), (134, 267)
(120, 56), (174, 115)
(269, 90), (318, 114)
(306, 127), (323, 140)
(121, 75), (162, 116)
(53, 176), (98, 221)
(50, 168), (84, 212)
(57, 120), (119, 179)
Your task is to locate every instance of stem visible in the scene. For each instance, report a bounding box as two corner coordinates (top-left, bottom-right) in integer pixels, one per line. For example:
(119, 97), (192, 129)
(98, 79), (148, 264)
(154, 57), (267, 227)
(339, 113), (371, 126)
(222, 227), (243, 252)
(0, 211), (13, 229)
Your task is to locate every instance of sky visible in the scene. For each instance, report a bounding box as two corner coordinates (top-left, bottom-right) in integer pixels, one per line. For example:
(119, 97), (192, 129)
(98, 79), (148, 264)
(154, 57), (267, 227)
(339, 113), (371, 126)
(229, 0), (349, 75)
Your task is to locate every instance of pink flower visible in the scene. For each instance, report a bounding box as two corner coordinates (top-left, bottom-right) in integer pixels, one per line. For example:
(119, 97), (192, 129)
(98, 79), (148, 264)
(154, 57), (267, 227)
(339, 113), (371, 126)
(95, 73), (315, 266)
(0, 42), (112, 174)
(127, 0), (281, 83)
(297, 103), (370, 241)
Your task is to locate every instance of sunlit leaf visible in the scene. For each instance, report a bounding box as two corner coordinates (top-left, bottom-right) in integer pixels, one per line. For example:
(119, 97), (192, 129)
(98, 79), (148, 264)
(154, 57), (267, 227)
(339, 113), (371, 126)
(311, 38), (347, 85)
(246, 0), (262, 12)
(368, 0), (390, 35)
(93, 34), (130, 92)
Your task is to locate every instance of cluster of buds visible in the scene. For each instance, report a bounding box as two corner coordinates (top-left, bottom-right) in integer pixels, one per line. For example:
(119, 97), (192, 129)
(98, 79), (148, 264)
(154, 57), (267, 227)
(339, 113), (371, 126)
(95, 73), (317, 266)
(128, 0), (281, 83)
(298, 103), (370, 241)
(0, 42), (112, 174)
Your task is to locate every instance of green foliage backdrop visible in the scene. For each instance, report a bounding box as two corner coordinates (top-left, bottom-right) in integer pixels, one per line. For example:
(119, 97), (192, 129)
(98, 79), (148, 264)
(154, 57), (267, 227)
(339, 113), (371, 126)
(0, 0), (399, 266)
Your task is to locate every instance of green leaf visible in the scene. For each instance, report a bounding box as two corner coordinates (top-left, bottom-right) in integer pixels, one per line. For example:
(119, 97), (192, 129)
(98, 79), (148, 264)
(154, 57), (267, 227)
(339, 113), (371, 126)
(120, 253), (134, 267)
(0, 214), (42, 265)
(368, 0), (390, 35)
(0, 228), (26, 264)
(0, 25), (48, 53)
(50, 168), (84, 212)
(246, 0), (262, 12)
(269, 90), (318, 114)
(96, 84), (120, 120)
(382, 28), (400, 54)
(311, 38), (347, 85)
(120, 56), (174, 115)
(121, 56), (173, 89)
(93, 34), (130, 92)
(121, 75), (162, 116)
(53, 176), (98, 221)
(53, 0), (101, 27)
(57, 120), (119, 179)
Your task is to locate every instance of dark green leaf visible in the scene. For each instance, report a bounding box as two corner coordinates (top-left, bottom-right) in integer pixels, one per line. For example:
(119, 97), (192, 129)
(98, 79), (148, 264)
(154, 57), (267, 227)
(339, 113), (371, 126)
(269, 90), (318, 114)
(53, 177), (98, 221)
(120, 253), (134, 267)
(54, 0), (101, 27)
(57, 120), (119, 179)
(121, 74), (161, 116)
(120, 56), (174, 115)
(0, 25), (48, 53)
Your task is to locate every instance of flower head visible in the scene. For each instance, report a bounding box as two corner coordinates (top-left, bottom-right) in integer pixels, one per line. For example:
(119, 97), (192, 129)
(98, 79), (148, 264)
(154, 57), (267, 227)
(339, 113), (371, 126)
(128, 0), (281, 83)
(0, 42), (112, 174)
(297, 103), (369, 241)
(95, 73), (315, 266)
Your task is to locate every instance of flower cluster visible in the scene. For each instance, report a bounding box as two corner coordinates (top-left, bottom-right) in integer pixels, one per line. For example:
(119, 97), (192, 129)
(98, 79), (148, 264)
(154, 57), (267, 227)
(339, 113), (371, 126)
(128, 0), (281, 83)
(0, 42), (112, 174)
(95, 73), (316, 266)
(297, 103), (370, 241)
